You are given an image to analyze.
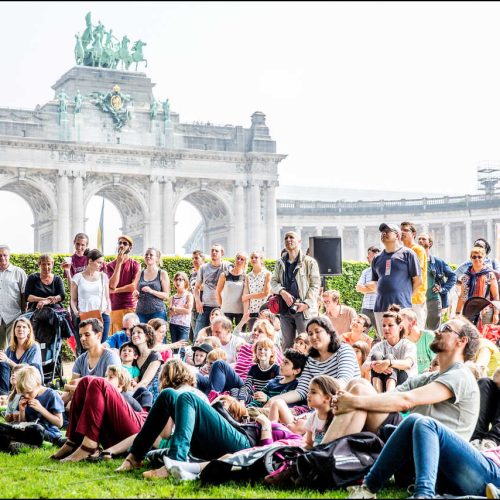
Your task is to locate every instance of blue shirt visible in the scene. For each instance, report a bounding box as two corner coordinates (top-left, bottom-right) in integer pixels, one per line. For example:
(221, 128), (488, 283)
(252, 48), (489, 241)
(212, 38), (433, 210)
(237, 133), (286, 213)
(25, 387), (65, 439)
(105, 331), (130, 349)
(371, 246), (421, 312)
(6, 343), (43, 380)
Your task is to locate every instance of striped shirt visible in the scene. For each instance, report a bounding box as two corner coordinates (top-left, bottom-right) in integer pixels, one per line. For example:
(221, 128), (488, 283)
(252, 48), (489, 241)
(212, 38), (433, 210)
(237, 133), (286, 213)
(296, 343), (360, 399)
(234, 343), (284, 381)
(357, 267), (377, 310)
(232, 363), (280, 403)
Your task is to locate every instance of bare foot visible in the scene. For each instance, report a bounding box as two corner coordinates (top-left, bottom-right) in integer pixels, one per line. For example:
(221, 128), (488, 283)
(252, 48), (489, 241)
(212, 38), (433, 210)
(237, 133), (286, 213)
(143, 465), (169, 479)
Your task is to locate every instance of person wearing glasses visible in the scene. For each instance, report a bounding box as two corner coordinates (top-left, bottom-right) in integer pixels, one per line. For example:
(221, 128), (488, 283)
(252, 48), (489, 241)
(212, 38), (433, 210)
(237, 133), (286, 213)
(455, 245), (499, 326)
(103, 312), (140, 352)
(133, 247), (170, 324)
(215, 251), (248, 328)
(322, 317), (479, 460)
(106, 235), (141, 335)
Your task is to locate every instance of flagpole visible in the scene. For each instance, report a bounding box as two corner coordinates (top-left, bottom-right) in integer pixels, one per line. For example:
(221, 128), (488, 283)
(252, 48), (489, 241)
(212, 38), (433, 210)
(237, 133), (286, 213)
(97, 197), (105, 253)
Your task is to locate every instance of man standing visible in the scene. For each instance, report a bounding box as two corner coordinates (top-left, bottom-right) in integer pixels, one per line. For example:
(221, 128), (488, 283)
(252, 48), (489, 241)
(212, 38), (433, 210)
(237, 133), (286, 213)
(355, 246), (380, 337)
(106, 235), (140, 335)
(194, 244), (231, 337)
(0, 245), (27, 350)
(366, 223), (422, 336)
(270, 231), (321, 349)
(401, 221), (428, 329)
(417, 233), (457, 330)
(189, 250), (205, 342)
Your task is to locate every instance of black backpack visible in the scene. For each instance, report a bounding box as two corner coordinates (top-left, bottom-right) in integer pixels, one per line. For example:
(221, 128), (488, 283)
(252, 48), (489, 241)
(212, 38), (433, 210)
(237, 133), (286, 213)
(293, 431), (384, 490)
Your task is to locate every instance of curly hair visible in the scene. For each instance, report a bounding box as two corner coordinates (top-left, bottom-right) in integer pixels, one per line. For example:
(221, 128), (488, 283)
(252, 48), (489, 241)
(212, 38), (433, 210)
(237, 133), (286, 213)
(131, 323), (156, 348)
(159, 359), (196, 390)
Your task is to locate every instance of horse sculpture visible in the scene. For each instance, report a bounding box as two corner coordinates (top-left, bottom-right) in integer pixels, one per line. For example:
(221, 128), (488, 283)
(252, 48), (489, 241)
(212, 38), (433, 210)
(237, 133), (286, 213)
(74, 33), (84, 65)
(131, 40), (147, 71)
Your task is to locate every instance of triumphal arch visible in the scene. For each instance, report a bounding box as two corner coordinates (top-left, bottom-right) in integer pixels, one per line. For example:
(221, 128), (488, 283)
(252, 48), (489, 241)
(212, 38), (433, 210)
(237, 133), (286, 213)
(0, 13), (285, 255)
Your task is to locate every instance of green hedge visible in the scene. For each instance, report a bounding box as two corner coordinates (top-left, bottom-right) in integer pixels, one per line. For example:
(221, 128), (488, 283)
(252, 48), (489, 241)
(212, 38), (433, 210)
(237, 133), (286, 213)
(9, 254), (368, 311)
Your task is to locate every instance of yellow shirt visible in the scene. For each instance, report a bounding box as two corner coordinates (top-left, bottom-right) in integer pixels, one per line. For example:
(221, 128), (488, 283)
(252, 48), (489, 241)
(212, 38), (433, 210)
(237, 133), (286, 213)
(411, 244), (428, 305)
(476, 338), (500, 377)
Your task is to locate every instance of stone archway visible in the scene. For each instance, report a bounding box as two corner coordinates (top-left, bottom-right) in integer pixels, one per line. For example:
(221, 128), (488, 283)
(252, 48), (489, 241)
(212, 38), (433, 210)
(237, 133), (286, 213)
(0, 170), (58, 252)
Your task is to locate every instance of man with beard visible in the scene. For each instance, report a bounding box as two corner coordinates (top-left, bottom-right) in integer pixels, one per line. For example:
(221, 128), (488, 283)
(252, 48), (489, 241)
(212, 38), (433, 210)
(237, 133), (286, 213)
(321, 317), (480, 443)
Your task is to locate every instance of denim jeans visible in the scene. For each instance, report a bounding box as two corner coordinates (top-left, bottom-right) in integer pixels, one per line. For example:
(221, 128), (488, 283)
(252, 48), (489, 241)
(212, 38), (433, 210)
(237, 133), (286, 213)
(364, 414), (500, 498)
(129, 388), (250, 461)
(0, 361), (10, 395)
(196, 360), (244, 394)
(137, 310), (168, 325)
(194, 306), (216, 338)
(101, 313), (110, 344)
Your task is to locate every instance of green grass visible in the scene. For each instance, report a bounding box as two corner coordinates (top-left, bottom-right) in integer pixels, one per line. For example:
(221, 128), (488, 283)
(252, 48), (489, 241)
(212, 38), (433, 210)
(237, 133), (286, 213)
(0, 444), (406, 498)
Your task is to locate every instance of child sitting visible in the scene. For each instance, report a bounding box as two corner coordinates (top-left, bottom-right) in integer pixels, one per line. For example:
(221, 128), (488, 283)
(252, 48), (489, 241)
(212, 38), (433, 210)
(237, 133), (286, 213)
(17, 365), (65, 444)
(191, 343), (214, 373)
(4, 364), (28, 423)
(233, 337), (279, 404)
(292, 332), (311, 355)
(303, 375), (339, 448)
(248, 348), (308, 409)
(105, 365), (146, 413)
(119, 342), (141, 381)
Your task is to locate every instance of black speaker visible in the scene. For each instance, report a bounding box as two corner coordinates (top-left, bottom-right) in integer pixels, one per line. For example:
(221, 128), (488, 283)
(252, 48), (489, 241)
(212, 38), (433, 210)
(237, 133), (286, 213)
(309, 237), (342, 276)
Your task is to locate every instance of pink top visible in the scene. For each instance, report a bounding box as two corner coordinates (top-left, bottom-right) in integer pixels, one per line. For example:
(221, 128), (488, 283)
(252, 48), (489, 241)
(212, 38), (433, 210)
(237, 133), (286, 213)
(106, 258), (140, 310)
(483, 447), (500, 467)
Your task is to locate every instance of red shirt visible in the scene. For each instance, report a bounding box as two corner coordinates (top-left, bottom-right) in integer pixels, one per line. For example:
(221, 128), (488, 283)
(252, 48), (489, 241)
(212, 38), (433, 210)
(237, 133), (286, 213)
(70, 254), (88, 277)
(106, 258), (140, 310)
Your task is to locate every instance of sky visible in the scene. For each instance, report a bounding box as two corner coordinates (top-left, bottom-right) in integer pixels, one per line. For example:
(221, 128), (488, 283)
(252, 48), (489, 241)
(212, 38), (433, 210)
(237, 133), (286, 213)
(2, 1), (500, 254)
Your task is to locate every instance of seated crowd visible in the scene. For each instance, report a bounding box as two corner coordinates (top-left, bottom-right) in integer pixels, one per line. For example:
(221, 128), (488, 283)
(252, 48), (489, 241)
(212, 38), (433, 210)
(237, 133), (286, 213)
(0, 227), (499, 499)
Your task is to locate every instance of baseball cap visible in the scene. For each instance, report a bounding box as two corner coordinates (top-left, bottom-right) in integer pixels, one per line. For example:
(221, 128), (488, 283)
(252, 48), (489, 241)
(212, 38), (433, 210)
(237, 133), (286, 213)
(192, 343), (214, 355)
(379, 223), (401, 235)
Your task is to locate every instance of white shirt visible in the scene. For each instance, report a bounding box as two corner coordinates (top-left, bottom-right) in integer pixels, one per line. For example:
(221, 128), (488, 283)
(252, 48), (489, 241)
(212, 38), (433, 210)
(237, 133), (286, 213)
(0, 264), (27, 323)
(72, 272), (109, 312)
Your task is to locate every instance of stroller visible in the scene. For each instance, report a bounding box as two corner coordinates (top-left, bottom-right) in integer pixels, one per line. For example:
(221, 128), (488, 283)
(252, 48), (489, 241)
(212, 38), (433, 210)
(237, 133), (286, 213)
(21, 306), (74, 387)
(462, 296), (500, 347)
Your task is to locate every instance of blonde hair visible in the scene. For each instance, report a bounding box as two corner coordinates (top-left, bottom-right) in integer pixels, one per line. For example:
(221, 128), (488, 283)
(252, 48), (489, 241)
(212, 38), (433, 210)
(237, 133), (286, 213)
(470, 246), (486, 259)
(145, 247), (162, 265)
(253, 337), (276, 364)
(8, 363), (29, 402)
(16, 366), (42, 394)
(252, 319), (276, 342)
(322, 289), (341, 303)
(203, 336), (222, 349)
(207, 348), (227, 364)
(106, 365), (132, 391)
(10, 317), (35, 351)
(159, 359), (196, 390)
(173, 271), (190, 290)
(235, 251), (248, 272)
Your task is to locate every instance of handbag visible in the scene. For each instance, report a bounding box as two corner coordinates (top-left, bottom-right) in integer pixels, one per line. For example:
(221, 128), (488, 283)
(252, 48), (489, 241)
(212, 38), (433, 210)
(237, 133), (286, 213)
(78, 273), (104, 323)
(268, 294), (288, 315)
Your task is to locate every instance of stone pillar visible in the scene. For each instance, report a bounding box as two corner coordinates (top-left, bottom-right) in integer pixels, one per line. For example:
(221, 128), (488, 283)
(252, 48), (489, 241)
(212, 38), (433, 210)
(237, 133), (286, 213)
(265, 181), (278, 257)
(250, 181), (262, 251)
(487, 218), (495, 259)
(337, 225), (344, 255)
(421, 223), (429, 234)
(57, 171), (70, 252)
(357, 225), (365, 262)
(444, 223), (451, 262)
(149, 176), (161, 249)
(71, 171), (84, 239)
(234, 180), (246, 251)
(162, 177), (175, 254)
(465, 219), (472, 258)
(315, 226), (323, 236)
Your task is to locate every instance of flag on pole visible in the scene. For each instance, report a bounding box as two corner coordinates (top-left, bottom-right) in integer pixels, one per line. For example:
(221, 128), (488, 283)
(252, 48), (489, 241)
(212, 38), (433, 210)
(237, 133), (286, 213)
(97, 197), (104, 253)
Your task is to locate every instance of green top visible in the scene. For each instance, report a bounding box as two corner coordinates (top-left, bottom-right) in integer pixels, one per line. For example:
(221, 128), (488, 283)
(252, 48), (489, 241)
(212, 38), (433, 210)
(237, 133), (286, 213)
(416, 329), (435, 374)
(426, 269), (440, 301)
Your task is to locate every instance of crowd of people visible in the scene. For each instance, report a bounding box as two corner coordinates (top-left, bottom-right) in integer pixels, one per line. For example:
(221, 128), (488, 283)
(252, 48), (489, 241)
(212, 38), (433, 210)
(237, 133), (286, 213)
(0, 224), (499, 498)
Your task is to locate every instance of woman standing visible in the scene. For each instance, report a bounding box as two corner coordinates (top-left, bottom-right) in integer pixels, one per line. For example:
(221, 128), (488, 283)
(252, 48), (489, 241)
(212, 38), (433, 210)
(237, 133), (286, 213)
(456, 246), (499, 326)
(25, 254), (65, 312)
(134, 248), (170, 324)
(216, 252), (247, 326)
(242, 251), (271, 331)
(71, 249), (111, 343)
(0, 318), (43, 395)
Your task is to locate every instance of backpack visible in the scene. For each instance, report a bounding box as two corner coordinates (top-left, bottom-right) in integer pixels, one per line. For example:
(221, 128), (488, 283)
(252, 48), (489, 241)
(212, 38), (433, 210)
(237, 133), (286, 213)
(292, 431), (384, 490)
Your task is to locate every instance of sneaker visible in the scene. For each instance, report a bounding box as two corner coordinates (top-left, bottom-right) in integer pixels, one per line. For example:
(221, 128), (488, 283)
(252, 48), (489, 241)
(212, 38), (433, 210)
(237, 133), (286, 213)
(263, 464), (295, 488)
(487, 483), (500, 499)
(169, 465), (199, 482)
(346, 484), (377, 499)
(470, 439), (483, 450)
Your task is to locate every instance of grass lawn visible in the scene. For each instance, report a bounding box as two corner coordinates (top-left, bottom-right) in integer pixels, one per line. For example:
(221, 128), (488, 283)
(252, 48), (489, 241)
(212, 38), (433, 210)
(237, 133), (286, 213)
(0, 444), (407, 498)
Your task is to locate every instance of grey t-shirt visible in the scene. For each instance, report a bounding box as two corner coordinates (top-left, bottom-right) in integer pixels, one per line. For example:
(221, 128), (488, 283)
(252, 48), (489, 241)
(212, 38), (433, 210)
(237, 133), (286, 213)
(196, 261), (231, 307)
(396, 362), (479, 440)
(72, 349), (121, 378)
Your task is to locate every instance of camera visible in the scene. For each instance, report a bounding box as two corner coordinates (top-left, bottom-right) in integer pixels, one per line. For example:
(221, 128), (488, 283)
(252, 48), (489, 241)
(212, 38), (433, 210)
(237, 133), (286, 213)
(289, 301), (303, 315)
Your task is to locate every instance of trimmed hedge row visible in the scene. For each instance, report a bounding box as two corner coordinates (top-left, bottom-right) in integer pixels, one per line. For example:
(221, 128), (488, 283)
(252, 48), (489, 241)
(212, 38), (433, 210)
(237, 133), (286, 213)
(9, 255), (368, 312)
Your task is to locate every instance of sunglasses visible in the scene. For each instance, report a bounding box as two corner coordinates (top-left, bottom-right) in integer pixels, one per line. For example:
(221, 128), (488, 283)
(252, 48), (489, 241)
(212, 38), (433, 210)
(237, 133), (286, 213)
(471, 255), (483, 260)
(437, 324), (462, 337)
(118, 241), (130, 246)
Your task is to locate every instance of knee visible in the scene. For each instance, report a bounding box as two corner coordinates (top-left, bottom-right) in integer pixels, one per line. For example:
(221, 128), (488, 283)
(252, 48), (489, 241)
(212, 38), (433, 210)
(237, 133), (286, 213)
(348, 378), (376, 395)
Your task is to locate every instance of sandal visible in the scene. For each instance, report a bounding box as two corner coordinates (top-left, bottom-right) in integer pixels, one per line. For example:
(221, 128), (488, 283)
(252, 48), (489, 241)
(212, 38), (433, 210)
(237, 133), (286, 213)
(50, 440), (78, 460)
(115, 456), (142, 473)
(86, 450), (114, 462)
(60, 443), (100, 463)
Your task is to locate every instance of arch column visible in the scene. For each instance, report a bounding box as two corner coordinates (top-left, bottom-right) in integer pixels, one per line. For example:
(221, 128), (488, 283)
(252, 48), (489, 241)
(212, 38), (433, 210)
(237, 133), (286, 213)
(233, 180), (246, 251)
(444, 222), (451, 262)
(162, 177), (175, 254)
(265, 180), (278, 256)
(249, 180), (263, 251)
(149, 176), (161, 248)
(337, 225), (344, 255)
(465, 219), (472, 257)
(315, 226), (323, 236)
(71, 171), (84, 240)
(57, 170), (70, 252)
(357, 225), (365, 262)
(487, 218), (495, 259)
